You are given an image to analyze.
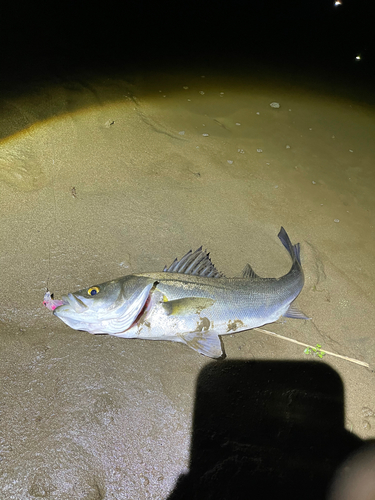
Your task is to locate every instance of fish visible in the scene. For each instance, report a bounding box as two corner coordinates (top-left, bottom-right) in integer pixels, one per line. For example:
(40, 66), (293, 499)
(44, 227), (309, 358)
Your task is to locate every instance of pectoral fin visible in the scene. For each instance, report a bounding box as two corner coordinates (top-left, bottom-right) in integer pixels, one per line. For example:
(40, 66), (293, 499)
(182, 331), (223, 358)
(162, 297), (215, 316)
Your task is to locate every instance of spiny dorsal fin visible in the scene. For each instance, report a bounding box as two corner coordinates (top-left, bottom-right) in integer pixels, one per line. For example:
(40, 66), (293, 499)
(163, 247), (225, 278)
(242, 263), (261, 279)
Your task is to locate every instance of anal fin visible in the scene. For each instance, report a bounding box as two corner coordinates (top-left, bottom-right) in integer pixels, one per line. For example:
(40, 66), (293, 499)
(283, 303), (310, 320)
(182, 331), (223, 358)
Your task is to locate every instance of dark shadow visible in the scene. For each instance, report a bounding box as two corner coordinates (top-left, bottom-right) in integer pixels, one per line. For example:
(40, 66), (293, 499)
(168, 361), (364, 500)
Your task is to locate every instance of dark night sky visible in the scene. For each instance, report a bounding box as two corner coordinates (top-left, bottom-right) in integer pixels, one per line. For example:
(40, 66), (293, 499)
(0, 0), (373, 83)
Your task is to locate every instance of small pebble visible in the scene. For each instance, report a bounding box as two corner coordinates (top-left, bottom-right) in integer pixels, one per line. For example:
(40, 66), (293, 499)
(257, 148), (263, 153)
(235, 123), (241, 126)
(202, 133), (209, 137)
(178, 131), (185, 135)
(199, 91), (205, 95)
(312, 181), (316, 184)
(334, 219), (340, 223)
(349, 149), (353, 152)
(286, 145), (290, 149)
(183, 86), (189, 89)
(270, 102), (280, 108)
(363, 420), (371, 431)
(227, 160), (233, 164)
(237, 149), (244, 154)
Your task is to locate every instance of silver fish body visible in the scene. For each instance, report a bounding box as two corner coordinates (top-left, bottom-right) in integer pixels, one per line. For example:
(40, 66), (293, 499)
(52, 227), (309, 358)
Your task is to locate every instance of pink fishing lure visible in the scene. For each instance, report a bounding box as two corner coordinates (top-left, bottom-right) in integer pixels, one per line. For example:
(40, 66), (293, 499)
(43, 291), (64, 311)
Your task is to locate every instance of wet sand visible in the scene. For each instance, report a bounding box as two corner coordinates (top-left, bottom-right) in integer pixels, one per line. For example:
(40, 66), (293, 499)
(1, 67), (374, 498)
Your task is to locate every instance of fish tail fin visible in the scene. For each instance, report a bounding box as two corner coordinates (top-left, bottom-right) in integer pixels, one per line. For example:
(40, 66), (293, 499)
(278, 227), (301, 266)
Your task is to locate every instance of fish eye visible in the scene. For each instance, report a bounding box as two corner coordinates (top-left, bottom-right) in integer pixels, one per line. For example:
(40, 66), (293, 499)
(88, 286), (100, 296)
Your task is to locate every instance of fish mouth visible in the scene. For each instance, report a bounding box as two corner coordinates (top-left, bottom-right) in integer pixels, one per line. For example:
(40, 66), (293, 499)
(57, 293), (89, 314)
(50, 290), (95, 331)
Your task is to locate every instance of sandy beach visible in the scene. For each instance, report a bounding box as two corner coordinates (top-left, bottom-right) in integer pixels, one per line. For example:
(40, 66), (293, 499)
(1, 66), (374, 498)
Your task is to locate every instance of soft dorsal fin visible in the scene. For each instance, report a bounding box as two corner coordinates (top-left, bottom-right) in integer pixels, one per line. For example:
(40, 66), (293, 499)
(242, 263), (261, 279)
(164, 247), (225, 278)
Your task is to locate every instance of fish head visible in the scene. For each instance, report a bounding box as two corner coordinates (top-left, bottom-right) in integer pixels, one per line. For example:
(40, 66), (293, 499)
(54, 275), (156, 334)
